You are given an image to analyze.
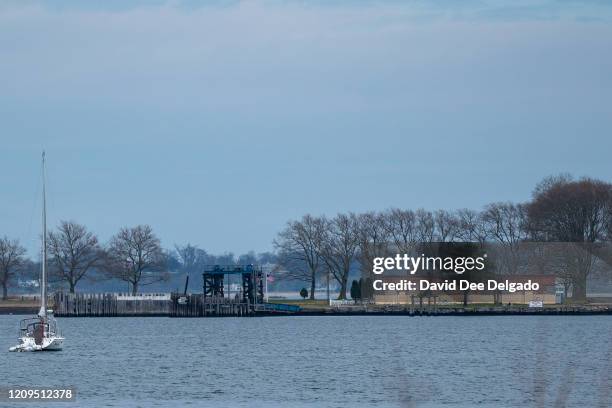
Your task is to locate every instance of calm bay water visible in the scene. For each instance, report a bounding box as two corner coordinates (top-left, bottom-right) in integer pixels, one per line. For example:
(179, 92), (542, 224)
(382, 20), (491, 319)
(1, 315), (611, 408)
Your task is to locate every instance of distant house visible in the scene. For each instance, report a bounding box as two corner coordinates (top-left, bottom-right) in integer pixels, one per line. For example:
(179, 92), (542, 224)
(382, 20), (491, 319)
(18, 279), (40, 289)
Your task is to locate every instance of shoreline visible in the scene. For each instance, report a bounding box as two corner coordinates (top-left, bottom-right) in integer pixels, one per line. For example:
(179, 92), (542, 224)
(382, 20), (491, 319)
(2, 305), (611, 316)
(0, 306), (38, 315)
(291, 307), (612, 317)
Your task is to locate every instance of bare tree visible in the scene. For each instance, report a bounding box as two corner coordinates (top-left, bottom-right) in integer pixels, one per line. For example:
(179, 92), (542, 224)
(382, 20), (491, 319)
(274, 215), (325, 300)
(0, 237), (27, 300)
(482, 202), (527, 244)
(356, 212), (390, 301)
(415, 209), (435, 243)
(317, 213), (359, 300)
(382, 208), (417, 253)
(482, 202), (528, 274)
(175, 243), (208, 274)
(356, 211), (391, 276)
(237, 251), (258, 265)
(531, 173), (574, 198)
(47, 221), (103, 293)
(434, 209), (460, 242)
(106, 225), (167, 295)
(527, 176), (612, 300)
(456, 208), (488, 245)
(174, 243), (208, 292)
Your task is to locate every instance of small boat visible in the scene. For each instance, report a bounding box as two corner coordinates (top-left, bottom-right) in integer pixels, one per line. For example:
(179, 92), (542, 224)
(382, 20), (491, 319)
(9, 152), (64, 352)
(9, 314), (64, 352)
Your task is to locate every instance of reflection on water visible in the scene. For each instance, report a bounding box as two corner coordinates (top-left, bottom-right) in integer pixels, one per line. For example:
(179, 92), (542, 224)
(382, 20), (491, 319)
(1, 315), (611, 408)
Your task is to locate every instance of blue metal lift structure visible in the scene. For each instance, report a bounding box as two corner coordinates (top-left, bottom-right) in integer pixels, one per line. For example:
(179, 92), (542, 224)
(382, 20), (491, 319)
(203, 265), (264, 305)
(168, 264), (300, 316)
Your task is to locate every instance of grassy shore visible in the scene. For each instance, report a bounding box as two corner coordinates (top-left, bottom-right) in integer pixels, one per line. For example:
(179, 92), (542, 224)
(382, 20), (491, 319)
(268, 299), (330, 309)
(0, 297), (39, 314)
(267, 298), (612, 314)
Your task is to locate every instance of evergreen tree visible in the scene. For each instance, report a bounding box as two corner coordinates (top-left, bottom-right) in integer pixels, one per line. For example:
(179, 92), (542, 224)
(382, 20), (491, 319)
(299, 287), (308, 300)
(350, 279), (361, 303)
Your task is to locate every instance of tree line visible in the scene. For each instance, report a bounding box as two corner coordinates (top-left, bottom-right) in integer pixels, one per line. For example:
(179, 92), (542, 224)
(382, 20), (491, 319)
(274, 175), (612, 301)
(1, 174), (611, 302)
(0, 224), (168, 298)
(0, 223), (275, 299)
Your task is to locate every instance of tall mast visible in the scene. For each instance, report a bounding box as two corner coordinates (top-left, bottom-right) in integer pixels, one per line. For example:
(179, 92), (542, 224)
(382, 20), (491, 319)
(38, 151), (47, 318)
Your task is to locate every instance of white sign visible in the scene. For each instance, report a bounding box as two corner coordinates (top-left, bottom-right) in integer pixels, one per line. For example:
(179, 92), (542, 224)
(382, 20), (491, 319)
(329, 299), (354, 307)
(116, 293), (171, 301)
(528, 300), (544, 308)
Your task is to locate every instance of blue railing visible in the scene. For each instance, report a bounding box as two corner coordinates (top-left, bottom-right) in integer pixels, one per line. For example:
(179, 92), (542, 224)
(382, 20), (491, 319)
(258, 303), (301, 313)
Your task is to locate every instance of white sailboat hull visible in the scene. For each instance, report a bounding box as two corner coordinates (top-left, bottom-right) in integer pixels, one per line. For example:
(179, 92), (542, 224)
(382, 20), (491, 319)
(9, 335), (64, 352)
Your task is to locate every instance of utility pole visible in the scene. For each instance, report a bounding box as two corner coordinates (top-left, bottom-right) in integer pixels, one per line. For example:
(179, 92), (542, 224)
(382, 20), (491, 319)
(327, 269), (330, 306)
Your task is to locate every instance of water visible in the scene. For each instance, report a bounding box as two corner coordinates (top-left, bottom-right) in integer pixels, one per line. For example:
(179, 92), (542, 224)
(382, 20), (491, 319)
(1, 315), (611, 408)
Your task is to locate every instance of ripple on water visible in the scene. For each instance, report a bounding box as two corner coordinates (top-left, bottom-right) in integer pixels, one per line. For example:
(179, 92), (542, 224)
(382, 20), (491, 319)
(1, 315), (611, 408)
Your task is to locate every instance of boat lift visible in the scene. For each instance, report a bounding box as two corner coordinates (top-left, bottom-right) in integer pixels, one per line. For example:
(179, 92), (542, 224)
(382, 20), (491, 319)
(203, 265), (264, 305)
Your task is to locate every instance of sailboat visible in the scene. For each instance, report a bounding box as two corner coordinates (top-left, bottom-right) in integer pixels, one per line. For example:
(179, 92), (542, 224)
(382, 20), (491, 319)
(9, 152), (64, 352)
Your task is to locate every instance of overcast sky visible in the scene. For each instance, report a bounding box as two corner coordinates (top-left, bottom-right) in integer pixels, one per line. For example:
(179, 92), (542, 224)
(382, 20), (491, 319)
(1, 0), (611, 256)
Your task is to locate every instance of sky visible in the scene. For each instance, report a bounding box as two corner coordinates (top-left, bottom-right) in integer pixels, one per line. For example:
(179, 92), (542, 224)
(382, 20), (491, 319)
(1, 0), (611, 256)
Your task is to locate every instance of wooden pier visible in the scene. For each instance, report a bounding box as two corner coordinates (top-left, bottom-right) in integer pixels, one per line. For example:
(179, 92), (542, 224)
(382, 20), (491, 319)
(53, 292), (170, 317)
(52, 292), (300, 317)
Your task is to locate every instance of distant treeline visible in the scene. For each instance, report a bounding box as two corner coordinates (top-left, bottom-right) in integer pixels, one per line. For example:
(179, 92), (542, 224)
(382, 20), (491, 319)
(0, 224), (278, 299)
(273, 175), (612, 300)
(1, 174), (611, 301)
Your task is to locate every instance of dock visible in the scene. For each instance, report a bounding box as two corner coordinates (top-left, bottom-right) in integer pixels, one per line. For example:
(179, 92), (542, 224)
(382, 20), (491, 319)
(53, 292), (170, 317)
(51, 292), (300, 317)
